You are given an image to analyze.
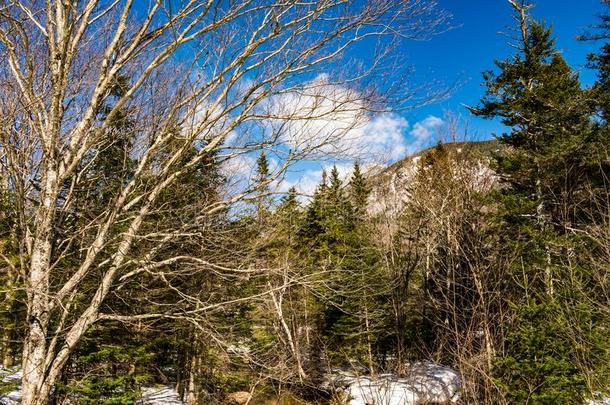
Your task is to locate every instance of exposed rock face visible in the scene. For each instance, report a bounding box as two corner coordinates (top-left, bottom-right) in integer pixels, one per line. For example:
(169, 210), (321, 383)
(331, 363), (461, 405)
(367, 141), (499, 218)
(367, 155), (422, 217)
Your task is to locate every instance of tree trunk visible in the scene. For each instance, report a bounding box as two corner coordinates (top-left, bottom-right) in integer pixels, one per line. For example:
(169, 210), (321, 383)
(364, 304), (375, 377)
(21, 253), (51, 404)
(186, 344), (200, 405)
(21, 167), (59, 404)
(268, 281), (307, 381)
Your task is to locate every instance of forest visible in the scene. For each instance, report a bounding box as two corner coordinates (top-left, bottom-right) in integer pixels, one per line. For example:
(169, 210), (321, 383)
(1, 1), (610, 404)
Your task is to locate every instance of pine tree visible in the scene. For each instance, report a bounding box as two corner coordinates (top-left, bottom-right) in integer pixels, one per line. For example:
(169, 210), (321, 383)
(579, 0), (610, 210)
(324, 166), (352, 239)
(580, 0), (610, 121)
(295, 164), (387, 372)
(275, 187), (301, 244)
(0, 183), (24, 370)
(54, 76), (156, 403)
(254, 151), (272, 223)
(57, 87), (228, 402)
(472, 3), (610, 402)
(349, 161), (370, 219)
(299, 170), (328, 241)
(141, 135), (227, 402)
(344, 162), (386, 374)
(94, 76), (136, 206)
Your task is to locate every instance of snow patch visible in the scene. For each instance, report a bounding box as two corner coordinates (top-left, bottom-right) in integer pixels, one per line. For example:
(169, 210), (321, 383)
(0, 368), (184, 405)
(587, 394), (610, 405)
(0, 368), (22, 405)
(330, 363), (461, 405)
(137, 386), (184, 404)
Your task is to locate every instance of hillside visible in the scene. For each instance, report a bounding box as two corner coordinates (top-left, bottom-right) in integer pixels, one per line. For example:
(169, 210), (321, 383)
(368, 140), (501, 216)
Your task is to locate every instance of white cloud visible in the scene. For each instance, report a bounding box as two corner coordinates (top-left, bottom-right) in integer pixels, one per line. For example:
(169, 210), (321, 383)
(408, 115), (444, 153)
(364, 114), (409, 161)
(191, 75), (445, 202)
(275, 115), (445, 197)
(280, 169), (325, 197)
(220, 154), (256, 188)
(265, 75), (409, 164)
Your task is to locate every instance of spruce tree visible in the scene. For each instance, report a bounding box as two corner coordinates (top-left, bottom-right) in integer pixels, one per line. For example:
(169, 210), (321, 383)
(275, 187), (301, 244)
(299, 170), (328, 241)
(59, 96), (228, 402)
(57, 75), (150, 403)
(580, 0), (610, 121)
(472, 2), (610, 402)
(0, 184), (23, 370)
(349, 161), (370, 219)
(254, 151), (272, 223)
(296, 164), (386, 372)
(579, 0), (610, 208)
(343, 162), (386, 374)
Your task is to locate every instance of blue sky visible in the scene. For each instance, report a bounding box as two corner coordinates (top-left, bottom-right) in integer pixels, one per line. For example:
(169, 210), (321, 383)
(404, 0), (606, 140)
(184, 1), (607, 196)
(275, 1), (608, 195)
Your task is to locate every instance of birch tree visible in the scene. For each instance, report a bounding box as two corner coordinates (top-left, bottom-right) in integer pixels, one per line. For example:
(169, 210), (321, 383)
(0, 0), (447, 402)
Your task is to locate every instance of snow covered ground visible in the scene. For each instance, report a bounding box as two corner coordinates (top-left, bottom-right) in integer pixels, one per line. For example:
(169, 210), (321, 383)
(2, 363), (460, 405)
(330, 363), (461, 405)
(587, 396), (610, 405)
(4, 363), (610, 404)
(0, 368), (184, 405)
(2, 364), (457, 405)
(0, 368), (22, 405)
(137, 386), (184, 404)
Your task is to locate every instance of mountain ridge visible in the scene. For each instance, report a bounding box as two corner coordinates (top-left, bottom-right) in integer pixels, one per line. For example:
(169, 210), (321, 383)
(367, 139), (501, 216)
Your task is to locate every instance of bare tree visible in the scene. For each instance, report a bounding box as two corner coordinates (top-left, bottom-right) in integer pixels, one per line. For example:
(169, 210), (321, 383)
(0, 0), (447, 402)
(371, 117), (509, 403)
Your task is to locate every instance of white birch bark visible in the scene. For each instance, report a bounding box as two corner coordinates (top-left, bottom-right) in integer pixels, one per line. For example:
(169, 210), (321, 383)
(0, 1), (447, 402)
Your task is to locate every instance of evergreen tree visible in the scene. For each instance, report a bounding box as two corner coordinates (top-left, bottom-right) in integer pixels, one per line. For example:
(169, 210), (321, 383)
(0, 183), (24, 370)
(579, 1), (610, 208)
(349, 161), (370, 219)
(299, 170), (328, 241)
(580, 0), (610, 121)
(255, 151), (270, 183)
(296, 164), (386, 372)
(137, 133), (227, 402)
(57, 75), (149, 403)
(275, 187), (301, 243)
(267, 187), (311, 380)
(58, 87), (228, 403)
(254, 151), (272, 223)
(73, 74), (136, 217)
(91, 75), (136, 208)
(339, 162), (386, 374)
(472, 3), (610, 402)
(323, 165), (354, 244)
